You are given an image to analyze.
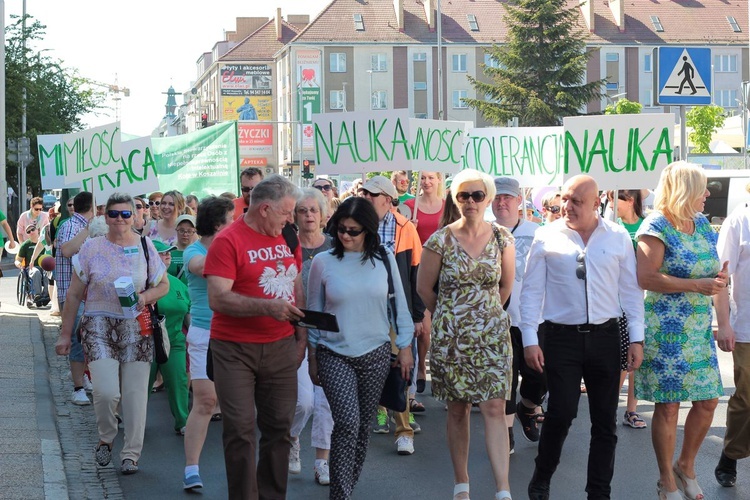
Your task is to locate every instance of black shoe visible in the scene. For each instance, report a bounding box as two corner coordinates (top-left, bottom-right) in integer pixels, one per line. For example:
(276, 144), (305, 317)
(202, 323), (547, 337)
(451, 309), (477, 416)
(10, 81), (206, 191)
(508, 427), (515, 455)
(715, 452), (737, 487)
(416, 378), (426, 393)
(528, 470), (550, 500)
(516, 401), (541, 442)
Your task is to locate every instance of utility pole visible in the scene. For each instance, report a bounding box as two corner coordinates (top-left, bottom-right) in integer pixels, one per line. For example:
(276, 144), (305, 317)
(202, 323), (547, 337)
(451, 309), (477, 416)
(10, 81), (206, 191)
(0, 0), (7, 216)
(20, 0), (27, 211)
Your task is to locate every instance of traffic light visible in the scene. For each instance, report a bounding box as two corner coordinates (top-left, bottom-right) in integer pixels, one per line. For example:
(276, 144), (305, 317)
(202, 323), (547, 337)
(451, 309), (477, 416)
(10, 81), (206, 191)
(302, 159), (310, 176)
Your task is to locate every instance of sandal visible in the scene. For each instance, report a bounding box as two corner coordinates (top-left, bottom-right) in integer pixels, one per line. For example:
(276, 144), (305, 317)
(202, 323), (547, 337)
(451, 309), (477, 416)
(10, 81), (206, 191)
(410, 398), (426, 413)
(657, 480), (682, 500)
(211, 413), (223, 422)
(453, 482), (470, 500)
(622, 411), (647, 429)
(673, 463), (704, 500)
(417, 378), (426, 394)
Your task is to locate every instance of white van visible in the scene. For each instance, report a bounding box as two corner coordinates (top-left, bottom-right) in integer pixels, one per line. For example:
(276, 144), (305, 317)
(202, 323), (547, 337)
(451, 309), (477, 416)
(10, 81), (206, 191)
(703, 169), (750, 224)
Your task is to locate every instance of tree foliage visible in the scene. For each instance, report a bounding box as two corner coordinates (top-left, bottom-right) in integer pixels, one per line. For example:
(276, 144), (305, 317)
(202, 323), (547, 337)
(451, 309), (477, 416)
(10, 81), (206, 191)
(685, 105), (726, 154)
(5, 15), (104, 195)
(465, 0), (603, 127)
(604, 98), (642, 115)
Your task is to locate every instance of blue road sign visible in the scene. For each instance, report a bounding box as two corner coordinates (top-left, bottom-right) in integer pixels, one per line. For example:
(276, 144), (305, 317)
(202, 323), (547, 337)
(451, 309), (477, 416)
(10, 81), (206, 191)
(657, 47), (712, 105)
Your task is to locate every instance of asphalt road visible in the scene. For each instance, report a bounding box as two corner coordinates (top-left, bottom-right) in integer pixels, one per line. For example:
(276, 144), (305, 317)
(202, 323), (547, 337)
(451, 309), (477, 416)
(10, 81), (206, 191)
(1, 267), (747, 499)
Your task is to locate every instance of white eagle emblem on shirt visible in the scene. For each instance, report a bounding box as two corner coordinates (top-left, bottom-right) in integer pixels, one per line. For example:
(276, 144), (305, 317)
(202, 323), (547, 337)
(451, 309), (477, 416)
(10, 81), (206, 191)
(259, 262), (298, 302)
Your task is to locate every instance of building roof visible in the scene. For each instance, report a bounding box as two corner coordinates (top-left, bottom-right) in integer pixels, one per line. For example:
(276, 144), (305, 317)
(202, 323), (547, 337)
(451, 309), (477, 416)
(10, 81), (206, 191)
(290, 0), (748, 46)
(222, 18), (301, 62)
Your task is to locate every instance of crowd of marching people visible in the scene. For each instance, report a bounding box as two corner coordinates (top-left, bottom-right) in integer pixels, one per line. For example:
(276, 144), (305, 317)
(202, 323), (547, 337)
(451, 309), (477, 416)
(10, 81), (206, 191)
(15, 161), (742, 499)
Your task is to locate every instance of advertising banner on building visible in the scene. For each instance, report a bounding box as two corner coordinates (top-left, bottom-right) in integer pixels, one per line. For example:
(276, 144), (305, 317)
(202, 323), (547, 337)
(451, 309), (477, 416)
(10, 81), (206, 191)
(221, 96), (272, 121)
(219, 64), (272, 122)
(151, 121), (239, 199)
(297, 49), (321, 151)
(238, 123), (274, 156)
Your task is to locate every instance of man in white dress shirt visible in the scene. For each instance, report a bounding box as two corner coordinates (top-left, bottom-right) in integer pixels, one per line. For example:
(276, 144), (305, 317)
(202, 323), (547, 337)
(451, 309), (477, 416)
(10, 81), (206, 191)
(520, 175), (645, 500)
(714, 197), (750, 488)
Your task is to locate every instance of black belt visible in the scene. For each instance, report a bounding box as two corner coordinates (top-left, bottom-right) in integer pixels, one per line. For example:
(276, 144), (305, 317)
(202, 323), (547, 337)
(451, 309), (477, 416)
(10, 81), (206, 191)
(545, 318), (618, 334)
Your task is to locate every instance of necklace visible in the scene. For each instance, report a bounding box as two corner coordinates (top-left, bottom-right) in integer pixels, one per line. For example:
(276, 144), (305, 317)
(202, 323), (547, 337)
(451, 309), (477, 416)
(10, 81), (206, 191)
(302, 246), (317, 261)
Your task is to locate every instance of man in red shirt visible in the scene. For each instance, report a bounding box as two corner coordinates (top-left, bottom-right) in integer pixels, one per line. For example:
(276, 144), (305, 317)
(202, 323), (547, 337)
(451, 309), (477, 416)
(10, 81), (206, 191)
(205, 174), (306, 499)
(232, 167), (264, 221)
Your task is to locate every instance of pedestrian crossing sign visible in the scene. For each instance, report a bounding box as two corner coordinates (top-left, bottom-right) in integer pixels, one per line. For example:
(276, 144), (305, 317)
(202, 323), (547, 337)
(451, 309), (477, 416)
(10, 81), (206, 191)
(656, 47), (712, 105)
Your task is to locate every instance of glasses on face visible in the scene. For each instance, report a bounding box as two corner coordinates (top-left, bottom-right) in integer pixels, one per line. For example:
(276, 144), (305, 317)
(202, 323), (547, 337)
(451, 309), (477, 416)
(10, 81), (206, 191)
(359, 190), (382, 198)
(107, 210), (133, 220)
(313, 184), (333, 192)
(32, 206), (43, 212)
(296, 207), (320, 215)
(576, 252), (586, 280)
(456, 191), (487, 203)
(177, 229), (196, 235)
(26, 228), (37, 234)
(241, 186), (254, 193)
(67, 203), (74, 208)
(149, 200), (160, 206)
(135, 204), (144, 210)
(337, 226), (365, 237)
(546, 205), (561, 214)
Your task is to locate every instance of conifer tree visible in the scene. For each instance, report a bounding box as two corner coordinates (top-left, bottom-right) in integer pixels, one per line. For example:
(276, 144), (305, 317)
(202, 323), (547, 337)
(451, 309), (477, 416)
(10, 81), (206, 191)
(465, 0), (603, 126)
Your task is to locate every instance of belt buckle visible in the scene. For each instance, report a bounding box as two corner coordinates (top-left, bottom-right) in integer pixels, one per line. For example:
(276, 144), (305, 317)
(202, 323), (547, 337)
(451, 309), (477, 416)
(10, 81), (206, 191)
(576, 324), (591, 333)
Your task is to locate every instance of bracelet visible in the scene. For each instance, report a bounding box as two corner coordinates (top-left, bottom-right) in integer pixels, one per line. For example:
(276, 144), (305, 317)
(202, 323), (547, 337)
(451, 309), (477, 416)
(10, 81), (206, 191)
(630, 341), (644, 346)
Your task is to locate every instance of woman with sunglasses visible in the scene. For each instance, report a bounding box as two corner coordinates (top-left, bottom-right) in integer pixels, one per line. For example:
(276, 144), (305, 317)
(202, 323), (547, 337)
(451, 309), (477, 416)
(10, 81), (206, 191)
(147, 192), (163, 221)
(55, 192), (169, 475)
(312, 177), (339, 221)
(307, 197), (414, 499)
(416, 169), (515, 500)
(146, 190), (186, 245)
(541, 190), (562, 224)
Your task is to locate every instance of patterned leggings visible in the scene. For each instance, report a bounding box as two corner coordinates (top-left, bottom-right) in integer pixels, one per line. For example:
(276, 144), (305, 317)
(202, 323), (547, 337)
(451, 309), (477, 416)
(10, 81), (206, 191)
(317, 343), (391, 500)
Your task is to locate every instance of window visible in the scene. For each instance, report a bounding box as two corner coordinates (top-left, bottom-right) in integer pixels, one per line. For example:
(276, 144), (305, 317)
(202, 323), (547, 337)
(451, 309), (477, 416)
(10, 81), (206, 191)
(330, 53), (346, 73)
(484, 53), (500, 69)
(414, 82), (427, 91)
(640, 89), (654, 107)
(330, 90), (345, 110)
(727, 16), (741, 33)
(371, 53), (387, 72)
(643, 53), (652, 73)
(371, 91), (387, 109)
(650, 15), (664, 32)
(714, 54), (737, 73)
(452, 90), (468, 109)
(452, 54), (467, 72)
(716, 89), (738, 108)
(467, 14), (479, 32)
(353, 14), (364, 31)
(413, 52), (427, 62)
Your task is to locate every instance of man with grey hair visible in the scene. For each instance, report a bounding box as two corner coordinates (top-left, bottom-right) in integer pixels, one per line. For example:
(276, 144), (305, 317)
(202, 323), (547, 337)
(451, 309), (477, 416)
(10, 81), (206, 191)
(205, 174), (306, 498)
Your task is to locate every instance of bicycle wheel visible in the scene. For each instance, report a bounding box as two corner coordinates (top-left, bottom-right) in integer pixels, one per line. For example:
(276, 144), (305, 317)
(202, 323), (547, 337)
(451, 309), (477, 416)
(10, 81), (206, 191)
(16, 272), (27, 305)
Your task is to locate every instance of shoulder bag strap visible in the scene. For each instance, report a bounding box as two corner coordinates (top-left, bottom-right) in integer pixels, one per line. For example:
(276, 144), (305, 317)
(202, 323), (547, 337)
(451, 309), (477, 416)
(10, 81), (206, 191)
(379, 245), (398, 337)
(140, 236), (160, 315)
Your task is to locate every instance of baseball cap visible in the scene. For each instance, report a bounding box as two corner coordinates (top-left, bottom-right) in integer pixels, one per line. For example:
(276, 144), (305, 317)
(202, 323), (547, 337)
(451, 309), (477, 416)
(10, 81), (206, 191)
(25, 222), (38, 234)
(360, 176), (398, 199)
(494, 177), (521, 197)
(176, 214), (196, 227)
(152, 240), (176, 254)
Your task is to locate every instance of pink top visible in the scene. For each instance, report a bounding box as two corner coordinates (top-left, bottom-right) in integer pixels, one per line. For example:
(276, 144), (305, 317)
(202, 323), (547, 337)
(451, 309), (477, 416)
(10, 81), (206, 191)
(404, 198), (445, 244)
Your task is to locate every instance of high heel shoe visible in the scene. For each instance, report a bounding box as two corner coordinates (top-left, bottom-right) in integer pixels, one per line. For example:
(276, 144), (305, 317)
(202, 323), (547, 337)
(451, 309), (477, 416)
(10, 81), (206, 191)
(453, 483), (469, 500)
(673, 463), (705, 500)
(656, 480), (682, 500)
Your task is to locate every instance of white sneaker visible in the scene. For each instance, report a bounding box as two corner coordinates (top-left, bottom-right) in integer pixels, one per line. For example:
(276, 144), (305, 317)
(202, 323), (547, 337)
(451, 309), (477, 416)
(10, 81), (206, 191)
(396, 435), (414, 455)
(288, 438), (301, 474)
(71, 388), (91, 406)
(82, 374), (93, 393)
(314, 460), (330, 485)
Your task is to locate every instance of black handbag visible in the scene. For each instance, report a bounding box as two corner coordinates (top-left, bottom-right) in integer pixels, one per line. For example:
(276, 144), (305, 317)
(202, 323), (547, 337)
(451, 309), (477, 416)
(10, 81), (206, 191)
(377, 246), (408, 413)
(141, 237), (169, 364)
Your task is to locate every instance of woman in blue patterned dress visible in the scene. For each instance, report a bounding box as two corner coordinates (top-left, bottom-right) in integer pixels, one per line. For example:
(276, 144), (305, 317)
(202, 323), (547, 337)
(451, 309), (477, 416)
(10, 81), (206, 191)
(636, 162), (728, 500)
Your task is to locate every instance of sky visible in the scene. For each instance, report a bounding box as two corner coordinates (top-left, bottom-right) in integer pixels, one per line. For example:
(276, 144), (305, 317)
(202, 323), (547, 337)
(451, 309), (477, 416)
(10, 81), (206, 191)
(3, 0), (332, 137)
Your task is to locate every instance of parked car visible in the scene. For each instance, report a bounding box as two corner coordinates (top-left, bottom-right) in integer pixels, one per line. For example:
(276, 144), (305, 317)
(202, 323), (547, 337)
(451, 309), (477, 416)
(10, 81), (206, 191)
(703, 169), (750, 225)
(42, 192), (58, 210)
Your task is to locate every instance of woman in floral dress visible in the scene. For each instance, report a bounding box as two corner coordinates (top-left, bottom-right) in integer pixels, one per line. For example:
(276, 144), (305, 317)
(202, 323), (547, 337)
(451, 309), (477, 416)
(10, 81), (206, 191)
(417, 169), (515, 500)
(636, 162), (727, 500)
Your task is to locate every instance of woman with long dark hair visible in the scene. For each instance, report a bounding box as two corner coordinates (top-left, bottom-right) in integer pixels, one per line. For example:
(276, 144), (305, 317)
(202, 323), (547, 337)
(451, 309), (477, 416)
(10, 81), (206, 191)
(307, 197), (414, 499)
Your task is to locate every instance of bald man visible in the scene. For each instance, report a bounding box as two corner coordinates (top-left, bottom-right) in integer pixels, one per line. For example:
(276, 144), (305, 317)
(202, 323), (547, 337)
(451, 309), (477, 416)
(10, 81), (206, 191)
(519, 175), (645, 500)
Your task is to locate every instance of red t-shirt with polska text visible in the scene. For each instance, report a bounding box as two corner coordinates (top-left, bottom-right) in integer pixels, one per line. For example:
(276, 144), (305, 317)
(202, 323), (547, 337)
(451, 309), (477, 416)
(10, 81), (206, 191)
(204, 218), (302, 343)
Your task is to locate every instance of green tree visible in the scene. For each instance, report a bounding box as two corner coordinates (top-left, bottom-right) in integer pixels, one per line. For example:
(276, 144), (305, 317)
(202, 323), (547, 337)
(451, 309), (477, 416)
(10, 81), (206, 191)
(5, 15), (104, 195)
(604, 98), (642, 115)
(464, 0), (603, 126)
(686, 105), (726, 154)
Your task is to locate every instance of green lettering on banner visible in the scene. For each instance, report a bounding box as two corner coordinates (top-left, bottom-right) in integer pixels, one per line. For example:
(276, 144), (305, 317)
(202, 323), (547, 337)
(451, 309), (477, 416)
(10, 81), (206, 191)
(336, 122), (355, 164)
(353, 120), (372, 163)
(371, 119), (389, 162)
(651, 128), (673, 170)
(390, 117), (410, 161)
(564, 130), (587, 174)
(586, 130), (608, 174)
(314, 123), (336, 165)
(39, 143), (62, 177)
(608, 128), (633, 173)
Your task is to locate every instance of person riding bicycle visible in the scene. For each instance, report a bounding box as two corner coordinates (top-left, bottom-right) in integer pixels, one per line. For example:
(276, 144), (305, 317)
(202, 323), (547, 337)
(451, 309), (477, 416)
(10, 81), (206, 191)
(14, 222), (51, 306)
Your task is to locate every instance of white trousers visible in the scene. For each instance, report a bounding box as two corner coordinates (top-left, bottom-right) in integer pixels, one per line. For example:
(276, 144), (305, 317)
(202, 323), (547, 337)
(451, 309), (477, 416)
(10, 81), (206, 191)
(291, 356), (333, 450)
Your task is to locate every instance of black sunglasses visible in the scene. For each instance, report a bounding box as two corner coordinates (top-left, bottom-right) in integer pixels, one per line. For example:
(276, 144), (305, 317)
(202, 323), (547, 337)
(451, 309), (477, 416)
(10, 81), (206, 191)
(241, 186), (254, 193)
(359, 189), (382, 198)
(576, 252), (586, 280)
(456, 191), (487, 203)
(66, 203), (74, 207)
(546, 205), (561, 214)
(337, 226), (365, 237)
(135, 204), (144, 210)
(314, 184), (333, 192)
(107, 210), (133, 219)
(149, 201), (160, 206)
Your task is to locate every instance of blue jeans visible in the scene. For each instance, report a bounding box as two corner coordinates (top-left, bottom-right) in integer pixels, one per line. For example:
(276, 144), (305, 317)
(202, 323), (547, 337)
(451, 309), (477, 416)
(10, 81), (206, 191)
(60, 301), (86, 363)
